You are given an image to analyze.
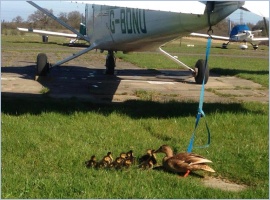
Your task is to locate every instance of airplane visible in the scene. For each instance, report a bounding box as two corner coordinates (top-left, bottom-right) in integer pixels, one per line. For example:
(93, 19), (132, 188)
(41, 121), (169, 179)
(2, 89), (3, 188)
(190, 23), (269, 50)
(17, 1), (251, 85)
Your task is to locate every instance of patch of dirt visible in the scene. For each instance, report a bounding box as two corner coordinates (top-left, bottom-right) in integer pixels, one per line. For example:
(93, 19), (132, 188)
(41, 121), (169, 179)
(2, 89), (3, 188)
(202, 177), (247, 192)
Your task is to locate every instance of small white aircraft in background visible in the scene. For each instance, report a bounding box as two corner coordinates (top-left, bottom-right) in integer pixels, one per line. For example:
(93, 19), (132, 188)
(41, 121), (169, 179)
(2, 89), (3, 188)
(190, 24), (269, 50)
(18, 1), (249, 84)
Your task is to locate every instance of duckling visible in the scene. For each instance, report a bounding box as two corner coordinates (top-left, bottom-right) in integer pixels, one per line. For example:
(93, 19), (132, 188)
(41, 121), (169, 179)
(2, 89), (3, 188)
(138, 149), (157, 169)
(154, 145), (215, 177)
(105, 151), (114, 165)
(97, 152), (114, 168)
(123, 158), (132, 168)
(126, 150), (136, 165)
(113, 152), (127, 169)
(85, 155), (97, 168)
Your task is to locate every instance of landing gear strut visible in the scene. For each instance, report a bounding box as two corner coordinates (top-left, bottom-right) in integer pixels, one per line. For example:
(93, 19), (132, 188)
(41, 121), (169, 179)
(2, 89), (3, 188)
(251, 43), (259, 50)
(36, 53), (50, 76)
(222, 42), (229, 49)
(105, 50), (116, 75)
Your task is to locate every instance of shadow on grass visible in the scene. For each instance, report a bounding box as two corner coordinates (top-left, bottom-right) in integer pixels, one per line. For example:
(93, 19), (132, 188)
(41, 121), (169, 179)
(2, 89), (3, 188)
(152, 166), (205, 178)
(11, 40), (59, 45)
(1, 95), (265, 119)
(211, 68), (269, 76)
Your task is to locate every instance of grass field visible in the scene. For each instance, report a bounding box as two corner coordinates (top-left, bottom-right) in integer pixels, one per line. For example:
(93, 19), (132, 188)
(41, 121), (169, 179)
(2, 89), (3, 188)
(1, 33), (269, 198)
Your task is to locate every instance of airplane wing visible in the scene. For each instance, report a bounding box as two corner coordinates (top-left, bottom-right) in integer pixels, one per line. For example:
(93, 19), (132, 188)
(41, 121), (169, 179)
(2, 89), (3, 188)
(241, 1), (269, 18)
(251, 37), (269, 42)
(17, 27), (78, 38)
(190, 33), (230, 41)
(74, 1), (206, 14)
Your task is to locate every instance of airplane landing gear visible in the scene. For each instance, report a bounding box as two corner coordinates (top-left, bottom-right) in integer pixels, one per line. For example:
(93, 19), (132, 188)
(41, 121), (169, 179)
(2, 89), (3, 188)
(105, 50), (116, 75)
(194, 59), (209, 84)
(251, 43), (259, 50)
(36, 53), (50, 76)
(222, 42), (229, 49)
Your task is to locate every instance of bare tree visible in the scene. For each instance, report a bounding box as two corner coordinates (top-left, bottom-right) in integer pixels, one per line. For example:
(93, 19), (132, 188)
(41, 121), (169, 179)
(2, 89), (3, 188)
(58, 12), (68, 23)
(27, 9), (54, 29)
(253, 19), (269, 36)
(67, 11), (82, 29)
(12, 16), (24, 24)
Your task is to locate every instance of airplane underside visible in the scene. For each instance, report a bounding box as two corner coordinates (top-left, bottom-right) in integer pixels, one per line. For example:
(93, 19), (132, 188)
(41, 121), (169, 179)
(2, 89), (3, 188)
(30, 1), (245, 85)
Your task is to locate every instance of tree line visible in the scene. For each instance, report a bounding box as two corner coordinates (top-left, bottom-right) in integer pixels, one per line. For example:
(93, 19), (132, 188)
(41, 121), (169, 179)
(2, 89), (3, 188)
(1, 9), (83, 34)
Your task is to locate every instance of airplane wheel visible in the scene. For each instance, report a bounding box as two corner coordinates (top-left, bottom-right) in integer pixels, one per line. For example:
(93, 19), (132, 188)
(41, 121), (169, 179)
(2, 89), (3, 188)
(105, 51), (115, 75)
(194, 59), (209, 84)
(37, 53), (49, 76)
(222, 43), (228, 49)
(253, 45), (258, 50)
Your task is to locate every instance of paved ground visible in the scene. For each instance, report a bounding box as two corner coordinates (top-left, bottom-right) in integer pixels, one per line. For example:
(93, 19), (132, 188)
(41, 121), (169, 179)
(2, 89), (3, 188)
(1, 56), (268, 103)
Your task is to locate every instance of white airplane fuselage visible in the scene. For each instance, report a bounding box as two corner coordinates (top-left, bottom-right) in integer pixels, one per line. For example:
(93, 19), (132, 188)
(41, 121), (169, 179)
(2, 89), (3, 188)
(85, 1), (244, 52)
(230, 31), (254, 42)
(21, 1), (246, 81)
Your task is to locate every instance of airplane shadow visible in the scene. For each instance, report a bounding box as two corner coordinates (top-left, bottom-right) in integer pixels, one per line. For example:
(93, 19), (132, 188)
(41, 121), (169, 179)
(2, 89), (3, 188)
(10, 40), (59, 45)
(2, 94), (263, 118)
(211, 68), (269, 76)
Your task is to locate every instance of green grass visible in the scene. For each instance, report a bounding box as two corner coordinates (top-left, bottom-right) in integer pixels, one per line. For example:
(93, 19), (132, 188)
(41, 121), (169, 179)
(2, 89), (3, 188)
(1, 97), (269, 198)
(117, 38), (269, 88)
(1, 34), (269, 198)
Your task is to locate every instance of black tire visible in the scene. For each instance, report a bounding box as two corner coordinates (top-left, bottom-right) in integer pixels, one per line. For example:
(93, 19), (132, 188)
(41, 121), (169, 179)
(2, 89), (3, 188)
(253, 45), (258, 50)
(194, 59), (209, 84)
(222, 43), (228, 49)
(37, 53), (49, 76)
(105, 51), (115, 75)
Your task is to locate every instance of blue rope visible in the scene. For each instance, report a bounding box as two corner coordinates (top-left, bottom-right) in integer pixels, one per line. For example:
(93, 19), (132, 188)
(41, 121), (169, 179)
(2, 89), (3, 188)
(187, 37), (212, 153)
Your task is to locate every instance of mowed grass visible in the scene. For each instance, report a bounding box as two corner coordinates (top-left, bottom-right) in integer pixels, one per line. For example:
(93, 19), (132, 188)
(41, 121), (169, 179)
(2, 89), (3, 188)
(117, 37), (269, 87)
(1, 97), (269, 198)
(1, 34), (269, 198)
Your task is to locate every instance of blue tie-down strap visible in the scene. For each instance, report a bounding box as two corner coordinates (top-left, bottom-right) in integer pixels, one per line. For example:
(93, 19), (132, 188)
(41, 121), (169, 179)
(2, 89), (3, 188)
(187, 110), (211, 153)
(187, 37), (212, 153)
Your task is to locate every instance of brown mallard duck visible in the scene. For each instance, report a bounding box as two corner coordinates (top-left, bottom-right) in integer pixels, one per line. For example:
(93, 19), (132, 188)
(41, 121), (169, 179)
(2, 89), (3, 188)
(85, 155), (97, 168)
(138, 149), (157, 169)
(154, 145), (215, 177)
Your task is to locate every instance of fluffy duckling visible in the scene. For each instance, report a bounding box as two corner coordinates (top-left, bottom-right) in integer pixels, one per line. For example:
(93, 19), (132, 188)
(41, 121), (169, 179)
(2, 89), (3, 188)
(113, 152), (127, 169)
(138, 149), (157, 169)
(97, 152), (114, 168)
(154, 145), (215, 177)
(105, 152), (114, 165)
(85, 155), (97, 168)
(126, 150), (136, 165)
(123, 158), (132, 168)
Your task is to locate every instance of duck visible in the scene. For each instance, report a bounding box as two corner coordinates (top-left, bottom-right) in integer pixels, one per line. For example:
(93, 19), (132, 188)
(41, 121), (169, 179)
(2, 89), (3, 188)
(97, 151), (114, 168)
(154, 145), (215, 177)
(126, 150), (136, 165)
(123, 158), (132, 168)
(85, 155), (97, 168)
(113, 152), (127, 169)
(138, 149), (157, 169)
(105, 152), (114, 164)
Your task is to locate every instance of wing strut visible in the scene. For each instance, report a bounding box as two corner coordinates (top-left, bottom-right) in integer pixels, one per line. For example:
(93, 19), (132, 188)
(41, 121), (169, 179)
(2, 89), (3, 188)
(52, 44), (97, 67)
(27, 1), (90, 42)
(159, 45), (195, 73)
